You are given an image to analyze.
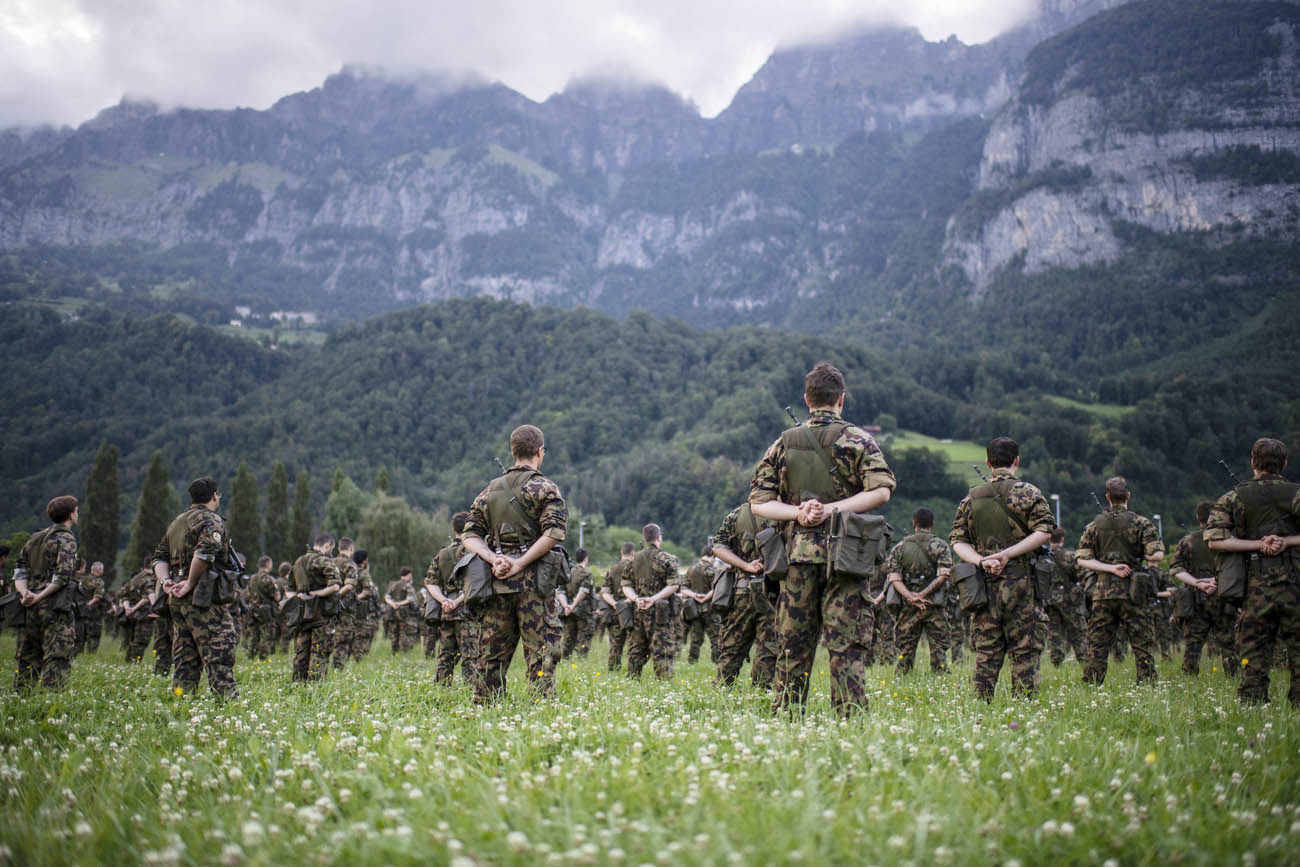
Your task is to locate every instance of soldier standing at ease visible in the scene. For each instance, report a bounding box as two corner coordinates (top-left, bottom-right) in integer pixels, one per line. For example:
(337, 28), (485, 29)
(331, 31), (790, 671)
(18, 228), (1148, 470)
(426, 512), (483, 687)
(120, 566), (157, 663)
(331, 538), (361, 668)
(950, 437), (1056, 701)
(711, 503), (780, 689)
(461, 424), (569, 702)
(681, 546), (717, 665)
(1171, 502), (1237, 677)
(885, 508), (953, 675)
(75, 561), (107, 655)
(386, 567), (420, 654)
(12, 496), (81, 691)
(1045, 528), (1088, 666)
(275, 562), (293, 654)
(600, 543), (637, 671)
(1206, 437), (1300, 706)
(623, 524), (681, 680)
(151, 478), (240, 699)
(246, 555), (281, 660)
(558, 548), (596, 658)
(290, 533), (342, 682)
(1076, 476), (1164, 686)
(350, 550), (381, 660)
(750, 363), (895, 715)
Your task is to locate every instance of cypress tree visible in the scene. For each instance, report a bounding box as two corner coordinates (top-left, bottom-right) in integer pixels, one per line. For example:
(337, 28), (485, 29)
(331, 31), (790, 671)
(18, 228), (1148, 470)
(325, 468), (367, 539)
(227, 461), (261, 562)
(264, 461), (290, 565)
(124, 451), (172, 573)
(374, 465), (390, 494)
(291, 470), (312, 556)
(82, 440), (121, 585)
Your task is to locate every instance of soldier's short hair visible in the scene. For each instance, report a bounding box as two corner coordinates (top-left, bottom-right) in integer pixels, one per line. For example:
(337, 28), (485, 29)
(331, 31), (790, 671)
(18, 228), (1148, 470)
(353, 549), (368, 566)
(188, 477), (219, 505)
(986, 437), (1019, 469)
(1251, 437), (1288, 474)
(1196, 500), (1214, 525)
(0, 545), (9, 558)
(278, 561), (292, 577)
(1105, 476), (1130, 501)
(510, 425), (545, 461)
(258, 555), (273, 569)
(314, 532), (334, 548)
(576, 548), (589, 563)
(621, 541), (636, 556)
(1050, 528), (1066, 543)
(47, 495), (78, 523)
(399, 566), (413, 577)
(912, 508), (934, 529)
(338, 537), (354, 551)
(804, 363), (845, 408)
(643, 523), (662, 543)
(452, 511), (469, 534)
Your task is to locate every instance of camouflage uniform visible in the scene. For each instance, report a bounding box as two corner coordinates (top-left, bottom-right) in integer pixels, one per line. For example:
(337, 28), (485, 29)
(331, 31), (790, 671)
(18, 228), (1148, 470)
(426, 539), (483, 688)
(682, 558), (719, 664)
(350, 566), (382, 660)
(1077, 506), (1164, 686)
(604, 559), (633, 671)
(152, 506), (240, 699)
(1205, 475), (1300, 705)
(464, 464), (568, 701)
(866, 566), (895, 667)
(12, 524), (79, 691)
(750, 408), (896, 714)
(950, 467), (1057, 701)
(1045, 545), (1088, 666)
(152, 603), (175, 677)
(291, 551), (341, 681)
(75, 571), (105, 654)
(386, 576), (420, 653)
(121, 568), (157, 663)
(1170, 528), (1239, 678)
(623, 544), (681, 680)
(884, 530), (953, 674)
(560, 563), (596, 658)
(246, 569), (281, 659)
(275, 573), (293, 654)
(331, 555), (361, 668)
(421, 585), (441, 658)
(711, 505), (780, 689)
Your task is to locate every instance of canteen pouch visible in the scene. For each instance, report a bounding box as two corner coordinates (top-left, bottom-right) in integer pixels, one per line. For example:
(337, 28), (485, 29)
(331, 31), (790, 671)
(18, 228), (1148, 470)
(681, 596), (702, 622)
(1032, 553), (1059, 606)
(930, 584), (947, 607)
(711, 570), (736, 612)
(424, 595), (442, 623)
(1215, 553), (1246, 603)
(1127, 568), (1150, 606)
(281, 596), (305, 628)
(653, 597), (674, 627)
(457, 553), (495, 603)
(0, 591), (26, 628)
(615, 599), (634, 630)
(755, 526), (788, 580)
(535, 546), (570, 596)
(827, 511), (892, 580)
(191, 565), (239, 610)
(1172, 586), (1198, 620)
(953, 561), (989, 613)
(884, 583), (902, 608)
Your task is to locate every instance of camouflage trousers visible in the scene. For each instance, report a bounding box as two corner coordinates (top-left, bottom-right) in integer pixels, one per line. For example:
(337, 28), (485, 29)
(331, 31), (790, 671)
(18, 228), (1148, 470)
(1044, 601), (1088, 666)
(971, 573), (1043, 701)
(423, 618), (441, 658)
(1180, 601), (1239, 678)
(561, 609), (596, 659)
(773, 565), (874, 715)
(1083, 598), (1157, 686)
(626, 603), (678, 680)
(1235, 577), (1300, 706)
(123, 619), (153, 663)
(293, 618), (336, 682)
(391, 616), (420, 654)
(245, 608), (278, 660)
(436, 617), (483, 689)
(277, 617), (292, 654)
(868, 604), (896, 668)
(153, 611), (174, 677)
(477, 587), (560, 702)
(946, 599), (967, 663)
(169, 596), (238, 699)
(332, 611), (359, 668)
(351, 619), (379, 660)
(894, 600), (949, 675)
(684, 610), (721, 664)
(14, 606), (76, 691)
(606, 621), (629, 671)
(74, 615), (102, 655)
(714, 582), (779, 689)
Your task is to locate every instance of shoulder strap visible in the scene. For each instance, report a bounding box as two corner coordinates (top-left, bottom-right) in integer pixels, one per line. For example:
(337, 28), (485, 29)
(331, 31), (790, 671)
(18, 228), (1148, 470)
(502, 469), (544, 540)
(991, 478), (1033, 539)
(800, 422), (846, 491)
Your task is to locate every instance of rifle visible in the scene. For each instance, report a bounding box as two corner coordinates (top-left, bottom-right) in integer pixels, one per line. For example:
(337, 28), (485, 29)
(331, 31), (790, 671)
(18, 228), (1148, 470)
(493, 457), (508, 476)
(971, 464), (989, 483)
(1091, 491), (1105, 512)
(784, 406), (802, 427)
(1218, 458), (1243, 486)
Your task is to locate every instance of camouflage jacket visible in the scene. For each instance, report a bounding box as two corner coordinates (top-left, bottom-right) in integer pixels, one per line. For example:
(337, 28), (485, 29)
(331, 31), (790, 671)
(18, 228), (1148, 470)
(562, 563), (595, 614)
(387, 577), (416, 616)
(150, 506), (229, 581)
(883, 530), (953, 592)
(426, 540), (466, 596)
(629, 545), (679, 597)
(749, 409), (896, 564)
(80, 573), (105, 602)
(684, 560), (716, 594)
(292, 551), (341, 593)
(604, 558), (633, 598)
(712, 504), (772, 565)
(950, 468), (1056, 560)
(334, 556), (359, 589)
(1049, 545), (1079, 592)
(1077, 507), (1163, 601)
(249, 570), (280, 606)
(1170, 530), (1215, 579)
(463, 464), (568, 593)
(122, 568), (155, 605)
(13, 524), (78, 597)
(1205, 474), (1300, 585)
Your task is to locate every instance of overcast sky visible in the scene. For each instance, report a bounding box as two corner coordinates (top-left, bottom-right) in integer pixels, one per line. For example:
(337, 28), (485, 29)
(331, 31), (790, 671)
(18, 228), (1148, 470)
(0, 0), (1039, 129)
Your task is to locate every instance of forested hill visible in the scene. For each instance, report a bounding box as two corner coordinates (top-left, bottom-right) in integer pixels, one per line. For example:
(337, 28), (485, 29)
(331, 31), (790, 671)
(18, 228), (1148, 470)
(3, 297), (1295, 552)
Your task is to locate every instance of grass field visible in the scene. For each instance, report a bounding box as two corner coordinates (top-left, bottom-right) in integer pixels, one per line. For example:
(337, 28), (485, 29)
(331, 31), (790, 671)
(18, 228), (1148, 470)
(887, 430), (987, 479)
(1044, 396), (1133, 421)
(0, 633), (1296, 866)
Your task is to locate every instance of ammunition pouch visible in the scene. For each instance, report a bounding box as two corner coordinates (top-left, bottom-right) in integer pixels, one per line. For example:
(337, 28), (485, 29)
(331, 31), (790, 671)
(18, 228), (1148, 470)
(1215, 553), (1247, 603)
(319, 595), (339, 618)
(456, 553), (495, 603)
(755, 526), (788, 580)
(826, 511), (892, 580)
(534, 546), (570, 597)
(615, 599), (634, 630)
(338, 592), (358, 615)
(953, 562), (989, 613)
(192, 566), (240, 610)
(711, 570), (736, 612)
(681, 596), (703, 622)
(884, 583), (902, 608)
(0, 592), (26, 628)
(653, 596), (677, 627)
(929, 585), (947, 607)
(1031, 552), (1059, 606)
(1127, 568), (1151, 606)
(1172, 586), (1199, 620)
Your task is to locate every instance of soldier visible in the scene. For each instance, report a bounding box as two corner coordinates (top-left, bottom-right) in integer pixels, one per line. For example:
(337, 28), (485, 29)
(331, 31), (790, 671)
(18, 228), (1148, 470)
(750, 363), (896, 714)
(711, 503), (780, 689)
(290, 533), (342, 682)
(275, 561), (294, 654)
(681, 546), (717, 665)
(621, 524), (681, 679)
(884, 508), (953, 675)
(120, 566), (157, 663)
(1076, 476), (1164, 687)
(151, 477), (240, 699)
(1171, 502), (1239, 678)
(951, 437), (1056, 701)
(426, 512), (483, 687)
(348, 549), (380, 661)
(601, 542), (637, 671)
(1206, 437), (1300, 706)
(558, 548), (596, 659)
(246, 555), (281, 660)
(331, 538), (361, 668)
(76, 561), (107, 655)
(12, 496), (81, 691)
(461, 424), (567, 701)
(1045, 528), (1088, 666)
(385, 567), (420, 654)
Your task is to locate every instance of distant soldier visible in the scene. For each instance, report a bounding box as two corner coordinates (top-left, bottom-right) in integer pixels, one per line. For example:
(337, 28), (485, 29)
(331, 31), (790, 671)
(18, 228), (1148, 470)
(290, 533), (342, 681)
(601, 543), (637, 671)
(349, 549), (382, 660)
(331, 538), (361, 668)
(558, 548), (596, 658)
(750, 363), (896, 714)
(950, 437), (1056, 701)
(426, 511), (483, 687)
(12, 496), (81, 691)
(1206, 437), (1300, 706)
(151, 477), (240, 699)
(246, 555), (281, 660)
(711, 504), (779, 689)
(76, 561), (107, 655)
(275, 561), (294, 654)
(119, 566), (157, 663)
(385, 567), (420, 654)
(622, 524), (680, 679)
(681, 546), (717, 664)
(461, 424), (569, 702)
(1044, 528), (1088, 666)
(884, 508), (953, 675)
(1172, 502), (1239, 679)
(1077, 476), (1164, 687)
